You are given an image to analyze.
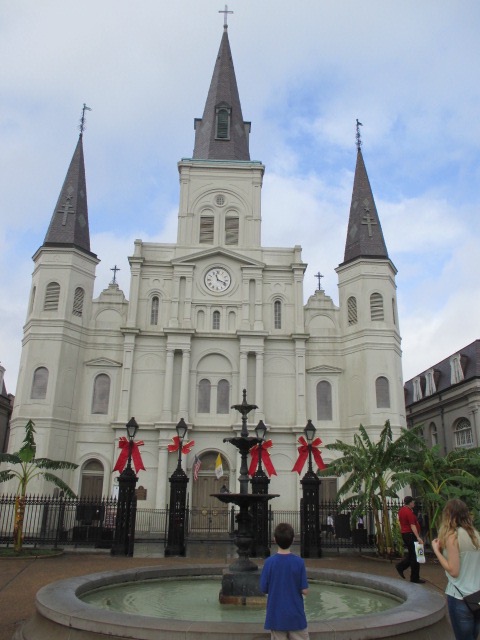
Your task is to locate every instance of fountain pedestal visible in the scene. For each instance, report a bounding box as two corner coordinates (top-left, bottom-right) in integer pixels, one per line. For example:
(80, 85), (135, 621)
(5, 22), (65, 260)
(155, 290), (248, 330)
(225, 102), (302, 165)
(212, 492), (279, 605)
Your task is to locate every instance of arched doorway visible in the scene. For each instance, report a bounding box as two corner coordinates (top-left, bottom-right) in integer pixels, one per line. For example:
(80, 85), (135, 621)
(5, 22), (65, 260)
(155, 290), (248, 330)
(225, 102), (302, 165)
(190, 451), (230, 534)
(80, 459), (104, 498)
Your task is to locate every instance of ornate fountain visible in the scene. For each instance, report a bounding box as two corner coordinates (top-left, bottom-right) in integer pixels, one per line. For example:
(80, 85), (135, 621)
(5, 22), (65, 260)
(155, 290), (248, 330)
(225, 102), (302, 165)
(211, 390), (279, 605)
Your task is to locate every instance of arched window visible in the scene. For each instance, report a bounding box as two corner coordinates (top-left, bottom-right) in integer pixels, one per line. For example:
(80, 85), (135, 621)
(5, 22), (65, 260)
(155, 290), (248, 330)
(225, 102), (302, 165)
(216, 107), (231, 139)
(198, 379), (211, 413)
(217, 379), (230, 414)
(91, 374), (111, 414)
(72, 287), (85, 317)
(430, 422), (438, 446)
(454, 418), (473, 449)
(225, 216), (239, 245)
(316, 381), (332, 420)
(44, 282), (60, 311)
(274, 300), (282, 329)
(375, 376), (390, 408)
(212, 310), (220, 330)
(151, 296), (159, 325)
(347, 296), (357, 325)
(370, 293), (384, 321)
(200, 216), (214, 243)
(31, 367), (49, 399)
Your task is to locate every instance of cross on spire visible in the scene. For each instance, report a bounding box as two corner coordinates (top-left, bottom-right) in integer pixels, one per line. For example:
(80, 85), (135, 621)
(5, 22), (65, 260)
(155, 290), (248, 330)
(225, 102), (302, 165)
(362, 205), (377, 237)
(356, 118), (363, 151)
(110, 265), (120, 285)
(315, 271), (324, 291)
(79, 103), (92, 136)
(57, 191), (76, 225)
(218, 4), (233, 28)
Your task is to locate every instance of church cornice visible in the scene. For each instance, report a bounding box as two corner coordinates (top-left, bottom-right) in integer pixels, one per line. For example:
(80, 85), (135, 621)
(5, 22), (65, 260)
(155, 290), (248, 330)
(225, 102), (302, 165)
(85, 357), (123, 368)
(307, 365), (343, 375)
(172, 246), (265, 268)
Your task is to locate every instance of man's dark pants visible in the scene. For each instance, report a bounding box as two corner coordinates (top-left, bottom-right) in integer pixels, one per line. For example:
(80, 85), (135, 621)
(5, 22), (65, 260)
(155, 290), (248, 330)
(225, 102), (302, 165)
(397, 532), (420, 581)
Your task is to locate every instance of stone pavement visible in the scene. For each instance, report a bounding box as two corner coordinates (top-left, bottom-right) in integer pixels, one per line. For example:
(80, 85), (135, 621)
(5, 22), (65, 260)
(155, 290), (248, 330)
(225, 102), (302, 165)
(0, 544), (449, 640)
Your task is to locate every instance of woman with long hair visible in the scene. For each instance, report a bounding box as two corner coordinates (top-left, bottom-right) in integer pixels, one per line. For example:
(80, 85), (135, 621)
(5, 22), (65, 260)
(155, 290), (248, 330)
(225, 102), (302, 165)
(432, 499), (480, 640)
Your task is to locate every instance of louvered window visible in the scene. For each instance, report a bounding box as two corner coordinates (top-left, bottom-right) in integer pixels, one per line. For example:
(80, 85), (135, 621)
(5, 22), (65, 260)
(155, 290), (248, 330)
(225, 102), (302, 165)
(92, 374), (111, 414)
(216, 108), (230, 139)
(375, 376), (390, 408)
(212, 310), (220, 330)
(200, 216), (214, 243)
(151, 296), (159, 325)
(316, 381), (332, 420)
(72, 287), (84, 317)
(30, 286), (36, 314)
(454, 418), (473, 449)
(370, 293), (384, 321)
(31, 367), (49, 399)
(44, 282), (60, 311)
(347, 296), (357, 325)
(217, 379), (230, 414)
(198, 379), (211, 413)
(225, 217), (239, 245)
(274, 300), (282, 329)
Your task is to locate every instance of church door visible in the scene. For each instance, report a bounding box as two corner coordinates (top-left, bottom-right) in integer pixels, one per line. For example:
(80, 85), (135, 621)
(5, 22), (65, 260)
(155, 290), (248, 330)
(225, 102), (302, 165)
(190, 451), (230, 534)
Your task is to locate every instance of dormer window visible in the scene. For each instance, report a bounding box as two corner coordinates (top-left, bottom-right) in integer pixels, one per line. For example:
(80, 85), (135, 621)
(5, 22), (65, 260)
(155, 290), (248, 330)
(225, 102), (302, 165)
(216, 106), (231, 139)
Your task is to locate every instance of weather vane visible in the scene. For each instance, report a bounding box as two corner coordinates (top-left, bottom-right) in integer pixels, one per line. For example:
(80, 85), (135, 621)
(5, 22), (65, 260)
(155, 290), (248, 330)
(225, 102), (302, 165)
(79, 103), (92, 136)
(356, 119), (363, 151)
(315, 271), (324, 291)
(219, 4), (233, 28)
(110, 265), (120, 285)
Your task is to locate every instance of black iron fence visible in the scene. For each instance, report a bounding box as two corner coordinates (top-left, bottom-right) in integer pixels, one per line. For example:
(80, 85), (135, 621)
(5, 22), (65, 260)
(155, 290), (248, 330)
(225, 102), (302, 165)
(0, 495), (400, 552)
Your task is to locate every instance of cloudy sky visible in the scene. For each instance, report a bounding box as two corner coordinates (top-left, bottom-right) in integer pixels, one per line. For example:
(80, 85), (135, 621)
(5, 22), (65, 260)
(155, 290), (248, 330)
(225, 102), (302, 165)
(1, 1), (480, 394)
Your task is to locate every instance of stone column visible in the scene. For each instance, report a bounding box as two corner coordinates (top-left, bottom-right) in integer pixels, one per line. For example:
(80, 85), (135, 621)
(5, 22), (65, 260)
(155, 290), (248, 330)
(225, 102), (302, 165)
(155, 440), (170, 509)
(178, 349), (191, 421)
(118, 331), (138, 422)
(161, 348), (175, 422)
(255, 350), (265, 420)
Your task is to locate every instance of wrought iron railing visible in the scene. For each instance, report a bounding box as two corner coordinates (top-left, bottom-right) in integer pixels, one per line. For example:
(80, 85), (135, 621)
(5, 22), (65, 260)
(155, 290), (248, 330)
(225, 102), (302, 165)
(0, 494), (400, 552)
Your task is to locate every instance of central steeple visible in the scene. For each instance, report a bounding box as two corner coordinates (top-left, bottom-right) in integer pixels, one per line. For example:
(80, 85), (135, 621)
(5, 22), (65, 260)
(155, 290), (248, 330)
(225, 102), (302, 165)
(193, 25), (251, 161)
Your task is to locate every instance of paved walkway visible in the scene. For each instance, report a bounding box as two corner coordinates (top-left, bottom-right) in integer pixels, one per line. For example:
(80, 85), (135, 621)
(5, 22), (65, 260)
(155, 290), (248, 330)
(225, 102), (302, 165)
(0, 544), (449, 640)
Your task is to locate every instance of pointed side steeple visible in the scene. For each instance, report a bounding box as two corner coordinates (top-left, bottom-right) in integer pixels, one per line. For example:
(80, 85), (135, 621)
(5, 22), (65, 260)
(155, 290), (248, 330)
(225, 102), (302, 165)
(193, 26), (250, 161)
(342, 148), (389, 265)
(43, 134), (93, 255)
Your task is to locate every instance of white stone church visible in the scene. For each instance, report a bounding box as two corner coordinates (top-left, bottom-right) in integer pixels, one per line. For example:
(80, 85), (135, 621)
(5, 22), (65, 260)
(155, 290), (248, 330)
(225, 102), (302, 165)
(9, 24), (405, 511)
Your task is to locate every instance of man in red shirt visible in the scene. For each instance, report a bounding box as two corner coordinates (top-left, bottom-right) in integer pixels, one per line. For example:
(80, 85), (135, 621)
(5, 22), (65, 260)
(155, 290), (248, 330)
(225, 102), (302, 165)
(395, 496), (425, 583)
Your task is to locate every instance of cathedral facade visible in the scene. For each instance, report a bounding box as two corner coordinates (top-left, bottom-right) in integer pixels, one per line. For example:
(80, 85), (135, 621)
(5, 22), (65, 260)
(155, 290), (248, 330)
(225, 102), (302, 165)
(9, 26), (405, 511)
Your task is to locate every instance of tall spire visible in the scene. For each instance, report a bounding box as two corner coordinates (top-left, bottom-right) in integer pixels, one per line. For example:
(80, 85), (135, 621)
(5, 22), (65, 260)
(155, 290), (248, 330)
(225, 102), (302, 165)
(43, 133), (92, 255)
(342, 144), (389, 265)
(193, 25), (250, 161)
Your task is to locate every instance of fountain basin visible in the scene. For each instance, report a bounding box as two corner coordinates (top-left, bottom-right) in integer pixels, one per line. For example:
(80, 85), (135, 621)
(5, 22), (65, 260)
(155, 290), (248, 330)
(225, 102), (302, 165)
(14, 564), (452, 640)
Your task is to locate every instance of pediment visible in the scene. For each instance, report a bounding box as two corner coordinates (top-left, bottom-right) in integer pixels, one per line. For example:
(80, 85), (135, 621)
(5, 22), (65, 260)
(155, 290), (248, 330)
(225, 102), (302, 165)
(172, 247), (264, 268)
(85, 357), (123, 368)
(307, 365), (343, 375)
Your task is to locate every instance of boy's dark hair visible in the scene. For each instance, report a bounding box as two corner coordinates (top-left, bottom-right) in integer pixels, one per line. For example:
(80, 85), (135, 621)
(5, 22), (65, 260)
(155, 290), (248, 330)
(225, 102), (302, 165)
(274, 522), (295, 549)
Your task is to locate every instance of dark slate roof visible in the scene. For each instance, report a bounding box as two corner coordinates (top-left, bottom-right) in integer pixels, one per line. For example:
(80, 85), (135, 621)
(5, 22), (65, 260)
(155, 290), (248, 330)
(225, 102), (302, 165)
(193, 26), (250, 161)
(404, 339), (480, 406)
(43, 135), (92, 254)
(341, 148), (389, 266)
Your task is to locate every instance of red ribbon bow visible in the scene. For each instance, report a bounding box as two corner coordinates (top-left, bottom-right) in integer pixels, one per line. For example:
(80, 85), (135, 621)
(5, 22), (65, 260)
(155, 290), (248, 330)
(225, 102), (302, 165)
(167, 435), (195, 455)
(292, 435), (327, 474)
(248, 440), (277, 477)
(113, 437), (146, 474)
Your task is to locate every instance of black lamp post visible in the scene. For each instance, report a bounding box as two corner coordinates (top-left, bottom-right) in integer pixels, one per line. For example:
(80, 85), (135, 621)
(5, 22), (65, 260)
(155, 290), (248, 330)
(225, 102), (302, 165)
(111, 417), (139, 556)
(250, 420), (270, 558)
(300, 419), (322, 558)
(165, 418), (189, 557)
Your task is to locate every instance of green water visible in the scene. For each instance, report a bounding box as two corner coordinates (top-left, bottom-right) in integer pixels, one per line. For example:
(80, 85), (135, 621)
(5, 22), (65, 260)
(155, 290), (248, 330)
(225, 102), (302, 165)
(81, 577), (400, 623)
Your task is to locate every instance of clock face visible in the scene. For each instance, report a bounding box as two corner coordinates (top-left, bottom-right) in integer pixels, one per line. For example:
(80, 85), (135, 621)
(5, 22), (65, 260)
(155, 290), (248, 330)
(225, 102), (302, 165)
(204, 267), (231, 292)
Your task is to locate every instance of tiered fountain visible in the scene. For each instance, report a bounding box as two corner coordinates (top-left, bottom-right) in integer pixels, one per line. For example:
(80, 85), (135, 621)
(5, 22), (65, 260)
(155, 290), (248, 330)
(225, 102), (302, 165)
(211, 390), (279, 605)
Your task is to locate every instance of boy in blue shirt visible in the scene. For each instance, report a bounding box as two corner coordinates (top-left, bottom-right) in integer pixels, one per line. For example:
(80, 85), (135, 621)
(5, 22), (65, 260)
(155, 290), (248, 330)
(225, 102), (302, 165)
(260, 522), (309, 640)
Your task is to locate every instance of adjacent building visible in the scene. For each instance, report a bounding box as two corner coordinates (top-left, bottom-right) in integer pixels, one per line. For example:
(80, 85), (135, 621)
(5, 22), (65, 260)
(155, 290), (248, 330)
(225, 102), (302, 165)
(404, 340), (480, 453)
(8, 24), (405, 510)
